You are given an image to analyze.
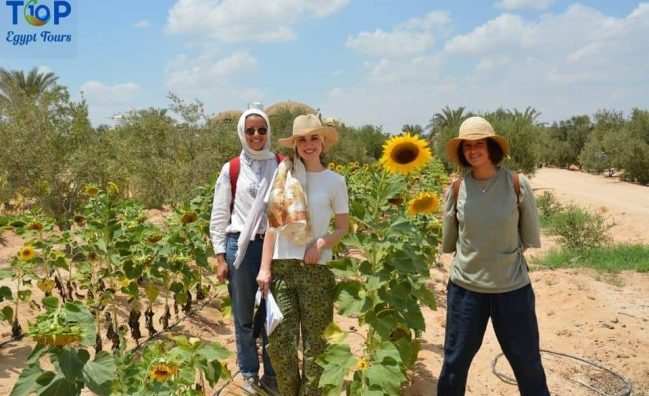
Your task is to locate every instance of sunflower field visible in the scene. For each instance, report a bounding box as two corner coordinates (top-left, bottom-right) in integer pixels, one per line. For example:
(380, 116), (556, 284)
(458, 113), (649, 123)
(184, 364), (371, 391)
(0, 133), (448, 395)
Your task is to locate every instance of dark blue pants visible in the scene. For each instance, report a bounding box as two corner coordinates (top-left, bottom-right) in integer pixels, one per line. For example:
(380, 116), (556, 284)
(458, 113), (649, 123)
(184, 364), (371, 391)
(437, 282), (549, 396)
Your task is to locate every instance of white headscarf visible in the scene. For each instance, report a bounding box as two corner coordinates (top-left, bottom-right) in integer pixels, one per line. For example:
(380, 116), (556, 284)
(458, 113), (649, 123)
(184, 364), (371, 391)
(237, 109), (275, 160)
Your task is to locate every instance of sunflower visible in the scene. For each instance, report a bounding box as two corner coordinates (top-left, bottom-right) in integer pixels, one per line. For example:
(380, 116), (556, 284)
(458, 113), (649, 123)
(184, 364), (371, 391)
(84, 185), (99, 197)
(380, 133), (431, 175)
(36, 279), (56, 293)
(335, 165), (344, 172)
(356, 359), (369, 371)
(150, 362), (178, 382)
(407, 192), (440, 217)
(73, 215), (85, 226)
(180, 212), (198, 224)
(26, 221), (43, 231)
(327, 162), (335, 170)
(107, 181), (120, 194)
(18, 246), (36, 261)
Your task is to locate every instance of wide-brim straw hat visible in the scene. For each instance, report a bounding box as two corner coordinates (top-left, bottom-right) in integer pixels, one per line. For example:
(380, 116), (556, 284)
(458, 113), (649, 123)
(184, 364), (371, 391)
(445, 116), (509, 166)
(278, 114), (339, 152)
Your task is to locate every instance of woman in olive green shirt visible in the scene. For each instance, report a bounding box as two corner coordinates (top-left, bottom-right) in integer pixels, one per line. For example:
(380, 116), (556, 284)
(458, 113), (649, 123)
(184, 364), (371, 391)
(437, 117), (550, 396)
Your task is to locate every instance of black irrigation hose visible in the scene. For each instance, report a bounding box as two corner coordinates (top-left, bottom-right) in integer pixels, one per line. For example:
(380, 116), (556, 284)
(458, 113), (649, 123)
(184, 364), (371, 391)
(0, 333), (24, 349)
(491, 348), (633, 396)
(0, 293), (222, 354)
(129, 294), (221, 354)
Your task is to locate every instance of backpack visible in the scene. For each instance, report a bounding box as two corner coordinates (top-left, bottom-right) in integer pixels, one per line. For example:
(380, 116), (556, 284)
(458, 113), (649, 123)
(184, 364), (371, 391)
(451, 171), (521, 223)
(228, 153), (284, 212)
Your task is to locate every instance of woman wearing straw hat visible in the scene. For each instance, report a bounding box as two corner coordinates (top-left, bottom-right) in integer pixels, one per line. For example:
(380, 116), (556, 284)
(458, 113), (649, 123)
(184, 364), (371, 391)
(257, 114), (349, 395)
(438, 116), (550, 395)
(209, 108), (279, 394)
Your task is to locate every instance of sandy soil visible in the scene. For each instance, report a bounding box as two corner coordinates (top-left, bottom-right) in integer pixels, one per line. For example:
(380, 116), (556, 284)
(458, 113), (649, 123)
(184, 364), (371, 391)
(1, 168), (648, 395)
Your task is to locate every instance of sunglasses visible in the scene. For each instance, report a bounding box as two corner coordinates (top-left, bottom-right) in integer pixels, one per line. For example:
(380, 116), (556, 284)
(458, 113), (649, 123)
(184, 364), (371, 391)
(244, 127), (268, 136)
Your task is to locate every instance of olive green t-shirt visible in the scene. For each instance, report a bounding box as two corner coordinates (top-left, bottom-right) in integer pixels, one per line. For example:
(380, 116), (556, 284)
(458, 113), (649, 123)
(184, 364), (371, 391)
(441, 168), (541, 293)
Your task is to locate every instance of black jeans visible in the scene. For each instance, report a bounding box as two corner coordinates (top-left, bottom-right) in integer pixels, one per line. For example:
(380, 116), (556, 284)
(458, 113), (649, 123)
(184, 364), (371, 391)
(437, 282), (550, 396)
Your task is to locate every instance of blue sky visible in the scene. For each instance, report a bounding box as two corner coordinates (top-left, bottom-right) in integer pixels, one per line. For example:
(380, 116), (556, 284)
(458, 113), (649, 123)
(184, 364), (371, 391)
(1, 0), (647, 133)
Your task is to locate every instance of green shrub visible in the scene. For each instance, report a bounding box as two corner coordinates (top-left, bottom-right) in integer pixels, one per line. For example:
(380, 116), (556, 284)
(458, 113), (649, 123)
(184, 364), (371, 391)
(547, 204), (613, 250)
(536, 191), (564, 219)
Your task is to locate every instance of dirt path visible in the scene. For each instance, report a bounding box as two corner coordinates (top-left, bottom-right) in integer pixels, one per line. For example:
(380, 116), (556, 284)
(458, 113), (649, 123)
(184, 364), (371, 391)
(531, 167), (649, 244)
(1, 168), (648, 395)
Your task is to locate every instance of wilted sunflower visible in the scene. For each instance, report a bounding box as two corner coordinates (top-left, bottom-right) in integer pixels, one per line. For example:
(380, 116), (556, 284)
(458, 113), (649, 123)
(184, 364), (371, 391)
(181, 212), (198, 224)
(356, 359), (369, 371)
(18, 246), (36, 261)
(36, 279), (56, 293)
(73, 215), (85, 226)
(327, 162), (335, 170)
(380, 133), (432, 175)
(147, 234), (163, 244)
(84, 185), (99, 197)
(87, 251), (98, 261)
(407, 192), (440, 217)
(150, 362), (178, 382)
(26, 221), (43, 232)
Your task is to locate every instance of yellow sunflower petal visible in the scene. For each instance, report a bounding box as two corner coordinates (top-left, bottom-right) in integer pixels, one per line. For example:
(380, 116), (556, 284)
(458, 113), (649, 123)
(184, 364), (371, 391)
(407, 192), (440, 217)
(380, 133), (432, 175)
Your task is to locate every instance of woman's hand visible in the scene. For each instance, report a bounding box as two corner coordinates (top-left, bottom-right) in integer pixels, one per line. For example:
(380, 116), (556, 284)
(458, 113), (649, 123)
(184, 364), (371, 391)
(215, 254), (228, 283)
(257, 268), (272, 297)
(304, 238), (325, 264)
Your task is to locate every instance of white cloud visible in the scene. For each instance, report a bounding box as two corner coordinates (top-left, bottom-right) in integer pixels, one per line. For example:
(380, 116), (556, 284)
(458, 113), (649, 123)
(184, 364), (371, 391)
(80, 81), (142, 105)
(346, 10), (450, 58)
(496, 0), (554, 10)
(401, 10), (451, 31)
(166, 0), (350, 43)
(325, 4), (649, 133)
(346, 30), (433, 57)
(134, 20), (151, 29)
(165, 50), (258, 90)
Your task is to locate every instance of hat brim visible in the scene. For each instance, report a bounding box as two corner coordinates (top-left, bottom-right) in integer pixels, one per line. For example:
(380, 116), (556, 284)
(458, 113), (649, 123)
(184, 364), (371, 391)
(445, 135), (509, 166)
(278, 126), (339, 152)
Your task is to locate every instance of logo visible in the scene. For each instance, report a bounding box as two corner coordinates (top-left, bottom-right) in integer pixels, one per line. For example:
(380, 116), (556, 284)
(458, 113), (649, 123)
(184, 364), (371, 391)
(6, 0), (72, 27)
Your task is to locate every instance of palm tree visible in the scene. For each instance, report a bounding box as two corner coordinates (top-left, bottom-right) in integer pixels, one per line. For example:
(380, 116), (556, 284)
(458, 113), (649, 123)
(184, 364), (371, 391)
(426, 106), (468, 144)
(0, 67), (59, 103)
(507, 106), (541, 124)
(402, 124), (423, 135)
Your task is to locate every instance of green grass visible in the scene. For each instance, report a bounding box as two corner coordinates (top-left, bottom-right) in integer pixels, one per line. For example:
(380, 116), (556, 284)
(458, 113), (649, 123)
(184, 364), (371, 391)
(530, 244), (649, 273)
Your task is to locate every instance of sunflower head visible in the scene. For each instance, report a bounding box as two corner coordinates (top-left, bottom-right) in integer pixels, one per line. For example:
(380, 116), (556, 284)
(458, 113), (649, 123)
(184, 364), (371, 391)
(327, 162), (335, 170)
(107, 181), (120, 194)
(84, 185), (99, 197)
(87, 251), (98, 261)
(37, 279), (56, 293)
(18, 245), (36, 261)
(335, 164), (344, 173)
(180, 212), (198, 224)
(356, 359), (369, 371)
(26, 221), (44, 232)
(73, 215), (85, 227)
(150, 362), (178, 382)
(380, 133), (432, 175)
(407, 192), (440, 217)
(147, 234), (163, 244)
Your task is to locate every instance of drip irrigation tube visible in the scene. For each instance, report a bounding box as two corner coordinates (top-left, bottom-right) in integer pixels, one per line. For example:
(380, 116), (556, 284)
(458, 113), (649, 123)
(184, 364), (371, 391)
(491, 348), (633, 396)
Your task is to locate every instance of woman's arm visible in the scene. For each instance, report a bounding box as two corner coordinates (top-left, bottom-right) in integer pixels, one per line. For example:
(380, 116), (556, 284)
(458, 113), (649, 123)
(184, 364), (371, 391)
(304, 213), (349, 264)
(257, 227), (277, 296)
(210, 163), (232, 282)
(440, 186), (459, 253)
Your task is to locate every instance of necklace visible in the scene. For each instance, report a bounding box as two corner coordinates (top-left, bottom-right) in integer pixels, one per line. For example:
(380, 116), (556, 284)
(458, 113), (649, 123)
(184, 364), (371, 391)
(476, 176), (497, 193)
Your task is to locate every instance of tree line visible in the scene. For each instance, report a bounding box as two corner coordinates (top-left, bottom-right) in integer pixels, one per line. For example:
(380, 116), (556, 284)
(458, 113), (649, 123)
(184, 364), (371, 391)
(2, 68), (647, 226)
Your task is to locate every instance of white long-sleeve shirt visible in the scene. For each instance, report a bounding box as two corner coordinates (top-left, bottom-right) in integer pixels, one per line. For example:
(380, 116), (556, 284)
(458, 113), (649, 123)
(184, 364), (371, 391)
(209, 153), (278, 254)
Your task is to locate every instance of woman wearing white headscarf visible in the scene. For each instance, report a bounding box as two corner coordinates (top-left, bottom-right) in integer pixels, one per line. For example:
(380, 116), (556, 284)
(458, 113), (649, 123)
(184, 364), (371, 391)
(209, 108), (280, 393)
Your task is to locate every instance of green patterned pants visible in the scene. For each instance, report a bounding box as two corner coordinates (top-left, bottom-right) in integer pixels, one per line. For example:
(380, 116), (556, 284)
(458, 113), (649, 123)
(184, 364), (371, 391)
(267, 259), (335, 396)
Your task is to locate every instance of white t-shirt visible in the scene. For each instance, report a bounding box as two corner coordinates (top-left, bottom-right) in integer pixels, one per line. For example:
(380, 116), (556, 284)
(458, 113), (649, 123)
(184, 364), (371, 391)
(272, 169), (349, 265)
